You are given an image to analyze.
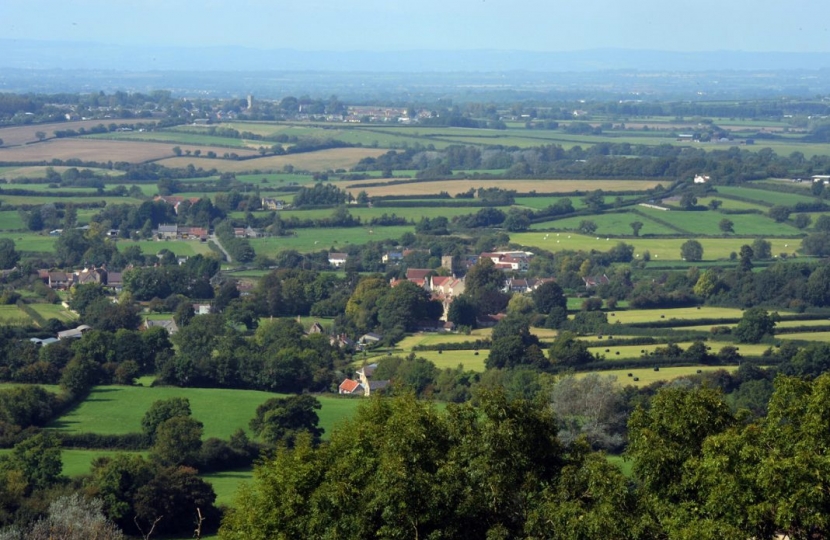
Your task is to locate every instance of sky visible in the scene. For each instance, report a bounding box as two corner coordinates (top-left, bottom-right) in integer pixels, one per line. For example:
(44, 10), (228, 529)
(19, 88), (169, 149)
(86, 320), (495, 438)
(2, 0), (829, 53)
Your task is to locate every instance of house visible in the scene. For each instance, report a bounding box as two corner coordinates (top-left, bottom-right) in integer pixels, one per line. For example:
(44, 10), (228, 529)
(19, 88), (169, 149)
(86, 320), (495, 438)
(382, 251), (404, 264)
(155, 196), (201, 214)
(328, 253), (349, 268)
(404, 268), (432, 288)
(330, 333), (356, 349)
(261, 198), (286, 211)
(57, 324), (91, 340)
(359, 333), (383, 346)
(356, 363), (390, 397)
(158, 224), (178, 239)
(694, 174), (710, 184)
(48, 272), (71, 290)
(307, 321), (325, 334)
(583, 274), (611, 289)
(245, 226), (260, 239)
(338, 378), (364, 395)
(75, 267), (106, 286)
(193, 304), (212, 315)
(106, 272), (123, 292)
(143, 318), (179, 335)
(233, 228), (246, 238)
(812, 175), (830, 184)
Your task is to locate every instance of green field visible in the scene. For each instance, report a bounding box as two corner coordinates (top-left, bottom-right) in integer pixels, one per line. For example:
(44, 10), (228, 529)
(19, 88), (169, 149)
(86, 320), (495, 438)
(61, 449), (148, 477)
(0, 195), (144, 206)
(409, 350), (488, 372)
(0, 305), (32, 325)
(48, 385), (362, 441)
(250, 225), (413, 254)
(260, 205), (488, 222)
(714, 186), (820, 206)
(0, 232), (56, 253)
(28, 303), (78, 323)
(511, 232), (801, 260)
(0, 211), (25, 230)
(610, 306), (748, 324)
(587, 340), (770, 359)
(116, 239), (215, 257)
(636, 206), (798, 236)
(201, 468), (254, 507)
(778, 331), (830, 342)
(84, 130), (251, 148)
(533, 211), (678, 235)
(577, 365), (741, 387)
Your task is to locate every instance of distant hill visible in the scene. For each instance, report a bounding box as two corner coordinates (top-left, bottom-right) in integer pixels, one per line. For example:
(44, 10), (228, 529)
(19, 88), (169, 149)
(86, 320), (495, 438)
(3, 39), (830, 72)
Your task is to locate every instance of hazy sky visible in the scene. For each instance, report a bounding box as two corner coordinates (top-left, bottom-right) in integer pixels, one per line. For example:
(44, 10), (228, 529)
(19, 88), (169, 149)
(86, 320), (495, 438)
(2, 0), (829, 52)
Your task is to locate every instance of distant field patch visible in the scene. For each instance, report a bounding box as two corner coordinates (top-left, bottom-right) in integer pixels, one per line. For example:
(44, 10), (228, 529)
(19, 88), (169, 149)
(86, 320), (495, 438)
(715, 186), (819, 206)
(610, 306), (747, 324)
(0, 232), (56, 253)
(637, 206), (797, 236)
(156, 148), (388, 173)
(0, 305), (32, 325)
(353, 179), (663, 198)
(779, 331), (830, 342)
(511, 232), (799, 260)
(0, 194), (144, 206)
(0, 120), (156, 146)
(587, 340), (770, 359)
(85, 130), (250, 148)
(116, 239), (214, 257)
(0, 165), (125, 180)
(0, 211), (25, 230)
(202, 468), (254, 506)
(28, 303), (78, 323)
(411, 350), (487, 372)
(0, 139), (257, 164)
(250, 225), (413, 254)
(577, 365), (740, 387)
(534, 212), (677, 235)
(48, 385), (361, 440)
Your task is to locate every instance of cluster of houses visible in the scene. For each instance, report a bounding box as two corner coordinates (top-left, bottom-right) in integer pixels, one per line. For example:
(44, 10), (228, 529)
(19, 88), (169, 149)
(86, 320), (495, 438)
(40, 266), (123, 292)
(330, 250), (535, 274)
(338, 363), (390, 397)
(156, 224), (209, 241)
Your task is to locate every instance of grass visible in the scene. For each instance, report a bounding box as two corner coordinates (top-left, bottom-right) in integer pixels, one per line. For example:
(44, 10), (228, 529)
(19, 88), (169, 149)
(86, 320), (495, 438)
(62, 449), (147, 477)
(250, 226), (413, 254)
(47, 385), (362, 441)
(533, 212), (678, 235)
(0, 305), (32, 325)
(408, 350), (487, 372)
(0, 211), (26, 230)
(85, 130), (251, 148)
(201, 468), (254, 507)
(778, 331), (830, 342)
(354, 179), (663, 198)
(714, 185), (820, 206)
(116, 239), (215, 257)
(259, 206), (487, 222)
(606, 455), (632, 477)
(636, 207), (798, 236)
(576, 365), (741, 387)
(587, 341), (771, 359)
(156, 148), (388, 173)
(510, 232), (801, 260)
(609, 306), (748, 324)
(27, 303), (78, 323)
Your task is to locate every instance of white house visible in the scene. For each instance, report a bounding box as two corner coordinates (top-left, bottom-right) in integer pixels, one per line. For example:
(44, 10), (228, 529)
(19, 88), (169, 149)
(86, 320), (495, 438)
(694, 174), (710, 184)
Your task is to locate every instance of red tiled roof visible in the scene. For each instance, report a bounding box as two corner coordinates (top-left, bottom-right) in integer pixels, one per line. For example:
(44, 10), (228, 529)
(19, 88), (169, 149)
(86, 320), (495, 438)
(339, 379), (361, 393)
(406, 268), (431, 280)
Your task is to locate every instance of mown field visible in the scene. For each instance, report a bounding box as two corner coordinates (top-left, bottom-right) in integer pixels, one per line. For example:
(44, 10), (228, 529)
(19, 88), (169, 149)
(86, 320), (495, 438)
(636, 206), (798, 236)
(156, 147), (388, 173)
(511, 232), (800, 260)
(351, 179), (664, 197)
(0, 139), (256, 164)
(48, 385), (362, 440)
(573, 365), (741, 387)
(586, 341), (771, 359)
(115, 239), (215, 257)
(249, 225), (413, 254)
(0, 165), (125, 180)
(609, 306), (749, 324)
(28, 303), (78, 323)
(0, 120), (157, 146)
(714, 185), (820, 206)
(533, 212), (678, 235)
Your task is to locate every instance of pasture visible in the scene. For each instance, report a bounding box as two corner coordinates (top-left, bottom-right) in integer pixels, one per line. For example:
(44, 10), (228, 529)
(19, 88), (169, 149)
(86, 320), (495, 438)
(714, 186), (820, 206)
(609, 306), (748, 324)
(575, 365), (741, 387)
(510, 232), (800, 260)
(156, 147), (388, 173)
(0, 165), (125, 180)
(48, 385), (362, 441)
(533, 212), (677, 235)
(0, 211), (25, 230)
(202, 469), (254, 506)
(116, 239), (215, 257)
(351, 179), (664, 198)
(84, 130), (252, 148)
(778, 331), (830, 342)
(409, 350), (487, 372)
(28, 303), (78, 323)
(0, 139), (255, 164)
(249, 225), (413, 254)
(587, 340), (771, 359)
(636, 206), (798, 236)
(0, 194), (145, 206)
(0, 120), (157, 146)
(0, 305), (32, 325)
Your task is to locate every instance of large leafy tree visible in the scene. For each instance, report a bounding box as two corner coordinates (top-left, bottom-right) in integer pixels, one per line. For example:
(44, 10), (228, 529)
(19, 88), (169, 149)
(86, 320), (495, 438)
(249, 395), (324, 447)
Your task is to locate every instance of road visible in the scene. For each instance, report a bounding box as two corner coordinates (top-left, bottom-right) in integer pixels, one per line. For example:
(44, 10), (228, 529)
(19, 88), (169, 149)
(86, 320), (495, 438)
(209, 234), (232, 262)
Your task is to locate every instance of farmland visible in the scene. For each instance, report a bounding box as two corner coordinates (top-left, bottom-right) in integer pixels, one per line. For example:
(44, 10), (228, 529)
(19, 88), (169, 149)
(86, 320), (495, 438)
(352, 179), (664, 197)
(157, 147), (388, 173)
(250, 225), (413, 254)
(48, 385), (362, 440)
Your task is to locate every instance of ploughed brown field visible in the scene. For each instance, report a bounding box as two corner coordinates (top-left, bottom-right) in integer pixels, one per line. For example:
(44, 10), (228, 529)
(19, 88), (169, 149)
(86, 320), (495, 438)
(156, 147), (389, 173)
(348, 179), (664, 197)
(0, 139), (258, 163)
(0, 119), (158, 146)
